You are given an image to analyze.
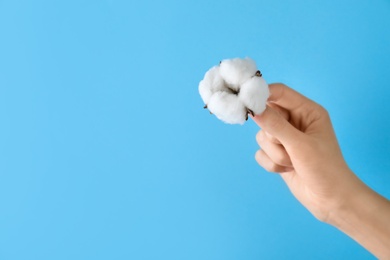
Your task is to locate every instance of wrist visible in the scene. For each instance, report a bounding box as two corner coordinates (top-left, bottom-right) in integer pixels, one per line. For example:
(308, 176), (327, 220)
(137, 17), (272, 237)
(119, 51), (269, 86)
(310, 168), (365, 224)
(325, 175), (371, 226)
(324, 173), (390, 258)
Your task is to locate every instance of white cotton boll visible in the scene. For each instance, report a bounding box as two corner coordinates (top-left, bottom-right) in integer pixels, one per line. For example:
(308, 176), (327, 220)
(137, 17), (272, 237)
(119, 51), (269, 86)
(198, 67), (217, 104)
(198, 81), (213, 105)
(219, 57), (257, 88)
(198, 66), (225, 104)
(207, 92), (247, 125)
(199, 57), (269, 125)
(239, 76), (269, 115)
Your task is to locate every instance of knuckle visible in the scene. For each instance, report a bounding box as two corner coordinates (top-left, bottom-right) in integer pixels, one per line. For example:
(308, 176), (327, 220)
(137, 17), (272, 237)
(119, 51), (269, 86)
(256, 130), (264, 144)
(267, 147), (291, 167)
(268, 115), (286, 132)
(317, 104), (329, 117)
(267, 163), (281, 173)
(316, 103), (327, 112)
(265, 132), (281, 144)
(255, 150), (285, 173)
(275, 154), (291, 167)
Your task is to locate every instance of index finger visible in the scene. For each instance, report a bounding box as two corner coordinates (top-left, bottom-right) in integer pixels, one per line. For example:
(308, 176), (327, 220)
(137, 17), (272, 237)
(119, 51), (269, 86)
(268, 83), (316, 112)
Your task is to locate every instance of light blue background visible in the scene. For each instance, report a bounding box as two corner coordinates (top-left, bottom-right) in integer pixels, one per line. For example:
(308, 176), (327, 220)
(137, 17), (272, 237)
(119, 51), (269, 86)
(0, 0), (389, 259)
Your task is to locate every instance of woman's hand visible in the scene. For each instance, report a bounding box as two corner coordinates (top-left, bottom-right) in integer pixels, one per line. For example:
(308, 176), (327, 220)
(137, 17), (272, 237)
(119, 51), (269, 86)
(253, 83), (390, 258)
(253, 83), (358, 221)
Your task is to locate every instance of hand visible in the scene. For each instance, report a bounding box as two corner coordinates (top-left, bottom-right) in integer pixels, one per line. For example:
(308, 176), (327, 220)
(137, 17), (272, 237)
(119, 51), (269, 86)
(252, 83), (390, 258)
(252, 83), (363, 221)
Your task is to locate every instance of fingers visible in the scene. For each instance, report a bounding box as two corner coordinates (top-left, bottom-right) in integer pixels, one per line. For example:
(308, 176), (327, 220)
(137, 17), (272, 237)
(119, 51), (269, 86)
(255, 129), (294, 174)
(267, 101), (290, 121)
(255, 150), (294, 173)
(256, 130), (292, 167)
(268, 83), (317, 112)
(252, 106), (304, 149)
(265, 102), (289, 144)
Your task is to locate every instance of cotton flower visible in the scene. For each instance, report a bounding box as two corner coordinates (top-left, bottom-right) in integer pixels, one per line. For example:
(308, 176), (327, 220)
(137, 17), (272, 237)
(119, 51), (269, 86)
(199, 57), (269, 124)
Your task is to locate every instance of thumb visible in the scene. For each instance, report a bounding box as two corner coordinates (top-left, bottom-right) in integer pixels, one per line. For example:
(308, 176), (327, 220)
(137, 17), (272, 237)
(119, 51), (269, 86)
(252, 106), (303, 149)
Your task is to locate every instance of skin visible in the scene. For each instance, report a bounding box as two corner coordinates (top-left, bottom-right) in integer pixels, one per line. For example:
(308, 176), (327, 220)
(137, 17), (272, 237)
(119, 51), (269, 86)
(252, 83), (390, 259)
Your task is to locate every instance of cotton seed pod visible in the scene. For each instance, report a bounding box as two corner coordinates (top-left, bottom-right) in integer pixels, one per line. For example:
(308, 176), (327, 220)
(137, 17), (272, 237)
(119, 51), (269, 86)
(198, 66), (225, 104)
(199, 57), (269, 124)
(207, 92), (247, 125)
(239, 76), (269, 115)
(219, 57), (258, 90)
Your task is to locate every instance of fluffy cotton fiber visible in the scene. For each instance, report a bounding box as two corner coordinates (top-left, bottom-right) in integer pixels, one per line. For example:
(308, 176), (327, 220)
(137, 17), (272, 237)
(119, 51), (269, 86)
(207, 92), (247, 124)
(199, 57), (269, 124)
